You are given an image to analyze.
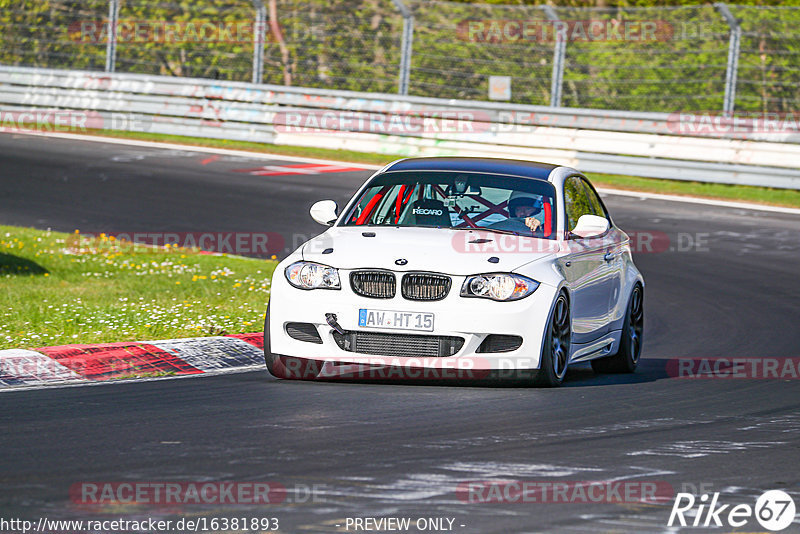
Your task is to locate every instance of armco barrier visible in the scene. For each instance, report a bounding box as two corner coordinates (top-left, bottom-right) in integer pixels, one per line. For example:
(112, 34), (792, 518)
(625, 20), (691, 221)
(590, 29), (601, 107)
(1, 65), (799, 189)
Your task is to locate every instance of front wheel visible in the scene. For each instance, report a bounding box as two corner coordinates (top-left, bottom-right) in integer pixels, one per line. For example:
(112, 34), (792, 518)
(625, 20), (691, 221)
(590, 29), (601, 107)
(534, 292), (571, 387)
(591, 284), (644, 374)
(263, 302), (286, 378)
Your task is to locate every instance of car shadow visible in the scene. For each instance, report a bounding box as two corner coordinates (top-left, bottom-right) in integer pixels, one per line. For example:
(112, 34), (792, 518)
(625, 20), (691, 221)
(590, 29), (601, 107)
(561, 358), (672, 388)
(0, 253), (49, 276)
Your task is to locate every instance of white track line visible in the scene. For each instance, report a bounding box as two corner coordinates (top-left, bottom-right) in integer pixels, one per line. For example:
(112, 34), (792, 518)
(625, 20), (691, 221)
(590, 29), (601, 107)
(6, 131), (799, 215)
(7, 130), (384, 169)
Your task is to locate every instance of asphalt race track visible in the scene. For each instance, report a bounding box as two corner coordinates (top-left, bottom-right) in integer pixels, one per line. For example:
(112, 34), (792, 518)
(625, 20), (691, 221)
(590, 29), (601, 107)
(2, 133), (800, 533)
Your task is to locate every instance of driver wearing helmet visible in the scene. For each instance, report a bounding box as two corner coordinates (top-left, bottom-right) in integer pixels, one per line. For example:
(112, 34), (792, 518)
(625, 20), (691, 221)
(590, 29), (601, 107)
(509, 191), (544, 232)
(487, 191), (544, 234)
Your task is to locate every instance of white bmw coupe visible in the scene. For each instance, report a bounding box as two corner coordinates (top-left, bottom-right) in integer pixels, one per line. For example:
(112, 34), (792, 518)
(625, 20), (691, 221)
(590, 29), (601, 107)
(264, 157), (644, 386)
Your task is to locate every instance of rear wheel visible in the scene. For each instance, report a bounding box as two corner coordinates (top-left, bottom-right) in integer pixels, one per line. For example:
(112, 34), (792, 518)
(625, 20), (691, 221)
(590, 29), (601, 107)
(591, 284), (644, 374)
(534, 292), (571, 387)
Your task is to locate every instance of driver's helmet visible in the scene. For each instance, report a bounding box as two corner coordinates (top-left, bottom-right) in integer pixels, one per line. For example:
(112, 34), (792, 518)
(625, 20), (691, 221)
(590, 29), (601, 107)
(507, 191), (543, 217)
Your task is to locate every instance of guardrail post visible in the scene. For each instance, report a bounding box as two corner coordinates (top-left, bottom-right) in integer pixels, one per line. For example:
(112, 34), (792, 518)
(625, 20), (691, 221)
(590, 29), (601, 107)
(542, 6), (565, 108)
(252, 0), (267, 84)
(715, 2), (741, 116)
(391, 0), (414, 95)
(104, 0), (119, 73)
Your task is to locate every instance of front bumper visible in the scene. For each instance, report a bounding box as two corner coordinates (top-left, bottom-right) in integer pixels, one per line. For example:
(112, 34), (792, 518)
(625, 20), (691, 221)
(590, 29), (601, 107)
(269, 266), (558, 375)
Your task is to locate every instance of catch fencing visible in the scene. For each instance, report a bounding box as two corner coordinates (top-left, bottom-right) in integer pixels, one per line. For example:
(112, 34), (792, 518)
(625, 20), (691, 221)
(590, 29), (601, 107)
(2, 1), (800, 114)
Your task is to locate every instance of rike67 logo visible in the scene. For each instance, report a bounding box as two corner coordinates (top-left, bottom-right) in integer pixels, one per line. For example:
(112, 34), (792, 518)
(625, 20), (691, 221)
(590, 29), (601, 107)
(669, 490), (796, 531)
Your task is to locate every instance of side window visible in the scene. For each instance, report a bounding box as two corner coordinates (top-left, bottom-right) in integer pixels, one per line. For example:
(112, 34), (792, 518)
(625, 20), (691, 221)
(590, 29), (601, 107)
(579, 179), (608, 219)
(564, 176), (593, 231)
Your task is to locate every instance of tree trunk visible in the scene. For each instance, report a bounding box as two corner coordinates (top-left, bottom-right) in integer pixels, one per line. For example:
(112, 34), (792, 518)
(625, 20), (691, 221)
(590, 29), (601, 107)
(268, 0), (292, 86)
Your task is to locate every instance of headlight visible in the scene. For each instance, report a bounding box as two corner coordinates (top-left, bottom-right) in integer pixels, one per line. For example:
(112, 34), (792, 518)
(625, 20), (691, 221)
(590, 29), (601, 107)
(285, 261), (341, 290)
(461, 273), (539, 301)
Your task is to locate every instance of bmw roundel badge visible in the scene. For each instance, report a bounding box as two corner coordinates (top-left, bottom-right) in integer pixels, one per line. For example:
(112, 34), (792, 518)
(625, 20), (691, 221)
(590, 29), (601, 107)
(395, 258), (408, 266)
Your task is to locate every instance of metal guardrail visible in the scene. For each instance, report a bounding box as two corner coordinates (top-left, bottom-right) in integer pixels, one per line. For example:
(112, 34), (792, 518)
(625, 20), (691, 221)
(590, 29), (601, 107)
(1, 66), (799, 189)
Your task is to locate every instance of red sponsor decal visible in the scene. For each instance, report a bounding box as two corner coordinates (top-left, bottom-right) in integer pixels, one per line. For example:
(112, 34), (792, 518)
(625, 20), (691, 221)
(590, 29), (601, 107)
(456, 480), (674, 504)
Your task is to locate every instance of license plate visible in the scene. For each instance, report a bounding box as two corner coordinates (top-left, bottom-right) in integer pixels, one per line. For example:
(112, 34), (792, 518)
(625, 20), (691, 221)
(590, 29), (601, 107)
(358, 309), (435, 332)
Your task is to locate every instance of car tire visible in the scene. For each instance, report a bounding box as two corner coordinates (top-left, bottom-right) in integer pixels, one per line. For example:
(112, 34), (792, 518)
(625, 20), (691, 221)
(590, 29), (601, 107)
(534, 292), (571, 387)
(591, 283), (644, 374)
(263, 302), (286, 378)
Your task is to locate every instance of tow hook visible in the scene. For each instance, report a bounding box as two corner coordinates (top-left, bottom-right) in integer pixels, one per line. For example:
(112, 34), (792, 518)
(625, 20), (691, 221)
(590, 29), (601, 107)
(325, 313), (346, 335)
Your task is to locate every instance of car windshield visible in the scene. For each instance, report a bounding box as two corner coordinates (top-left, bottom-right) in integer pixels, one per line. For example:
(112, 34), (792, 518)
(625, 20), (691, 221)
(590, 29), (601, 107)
(341, 171), (557, 239)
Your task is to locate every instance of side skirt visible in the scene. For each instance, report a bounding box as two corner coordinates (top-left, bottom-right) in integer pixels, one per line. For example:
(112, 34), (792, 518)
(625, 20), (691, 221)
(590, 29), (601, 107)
(569, 330), (622, 363)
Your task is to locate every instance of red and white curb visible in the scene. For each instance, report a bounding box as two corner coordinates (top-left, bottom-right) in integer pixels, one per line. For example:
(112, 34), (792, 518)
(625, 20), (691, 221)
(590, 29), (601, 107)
(0, 333), (265, 389)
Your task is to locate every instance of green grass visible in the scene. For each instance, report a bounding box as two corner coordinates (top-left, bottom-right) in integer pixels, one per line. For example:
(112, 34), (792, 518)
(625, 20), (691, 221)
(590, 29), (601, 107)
(83, 129), (800, 209)
(587, 173), (800, 209)
(0, 226), (276, 350)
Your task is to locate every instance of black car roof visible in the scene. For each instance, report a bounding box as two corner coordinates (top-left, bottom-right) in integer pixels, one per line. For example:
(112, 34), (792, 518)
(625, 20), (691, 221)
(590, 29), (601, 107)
(385, 157), (558, 181)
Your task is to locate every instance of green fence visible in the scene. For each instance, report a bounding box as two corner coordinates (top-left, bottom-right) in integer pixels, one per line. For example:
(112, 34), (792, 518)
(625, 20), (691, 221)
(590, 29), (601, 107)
(2, 0), (799, 114)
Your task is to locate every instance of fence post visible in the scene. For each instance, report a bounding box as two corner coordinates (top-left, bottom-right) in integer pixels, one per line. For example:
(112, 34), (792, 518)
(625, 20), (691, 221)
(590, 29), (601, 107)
(715, 2), (740, 116)
(542, 6), (565, 108)
(391, 0), (413, 95)
(252, 0), (267, 84)
(104, 0), (119, 73)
